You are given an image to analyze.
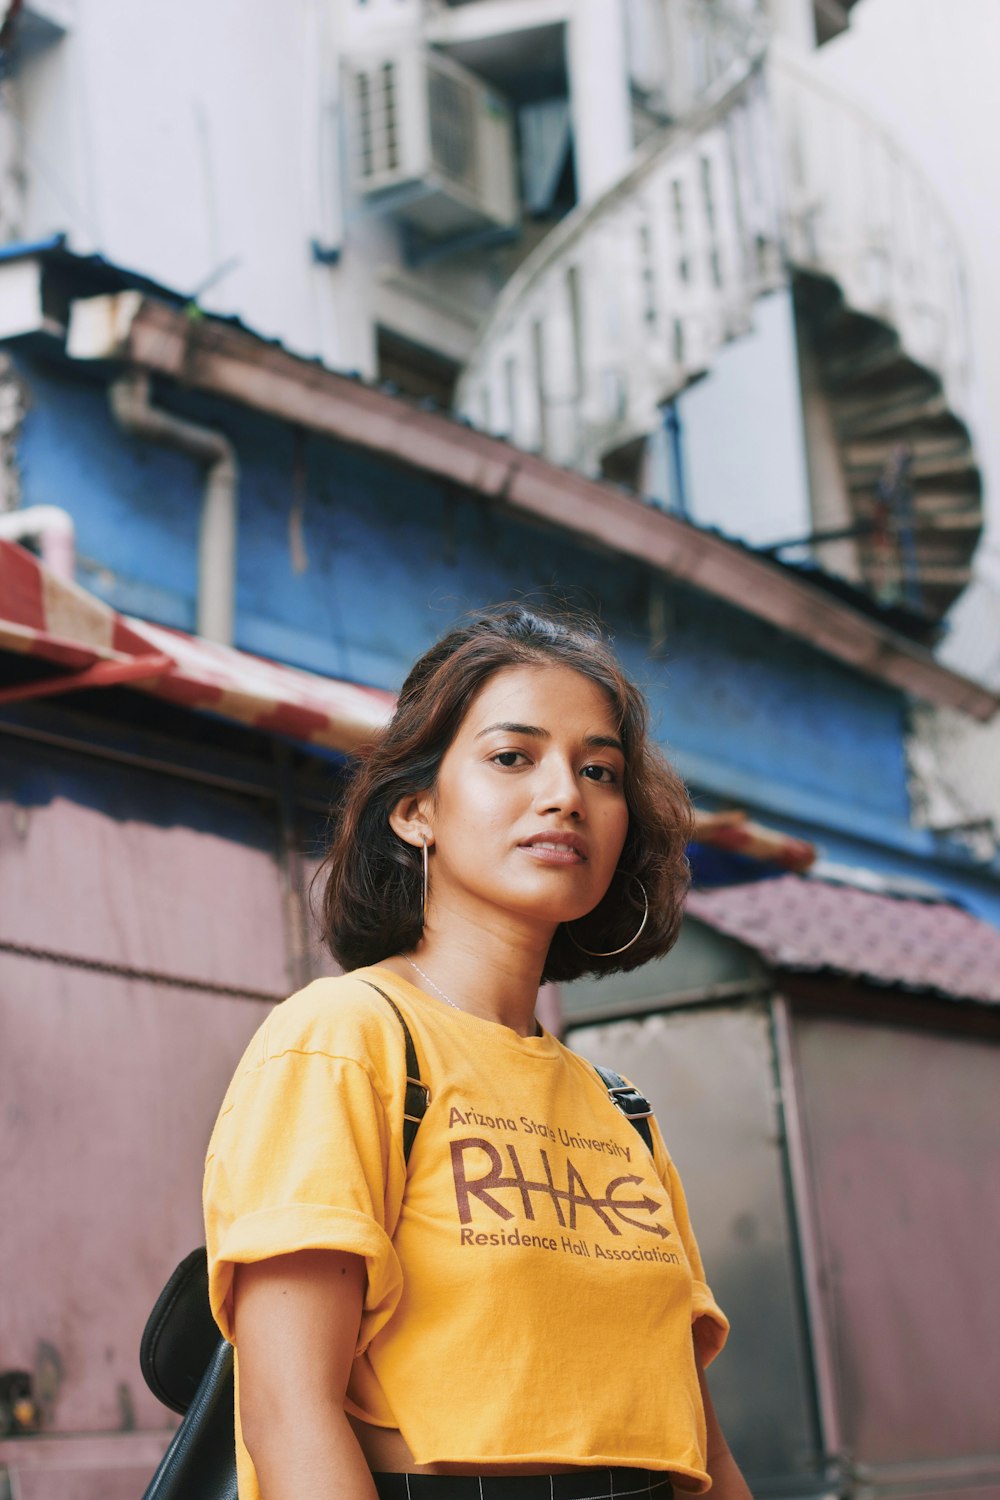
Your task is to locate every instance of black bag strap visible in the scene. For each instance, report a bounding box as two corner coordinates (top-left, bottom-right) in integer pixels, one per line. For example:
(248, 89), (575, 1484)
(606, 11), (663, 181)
(592, 1064), (654, 1154)
(142, 1340), (238, 1500)
(358, 979), (429, 1165)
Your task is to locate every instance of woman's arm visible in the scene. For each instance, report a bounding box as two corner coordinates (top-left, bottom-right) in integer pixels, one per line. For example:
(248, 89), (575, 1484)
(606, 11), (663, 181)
(697, 1358), (753, 1500)
(233, 1248), (378, 1500)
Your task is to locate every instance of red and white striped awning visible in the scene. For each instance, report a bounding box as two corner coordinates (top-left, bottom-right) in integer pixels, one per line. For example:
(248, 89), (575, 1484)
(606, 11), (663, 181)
(690, 808), (816, 872)
(0, 539), (394, 752)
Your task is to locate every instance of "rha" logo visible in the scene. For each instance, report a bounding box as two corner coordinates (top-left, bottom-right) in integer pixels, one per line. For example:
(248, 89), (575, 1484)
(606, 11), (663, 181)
(450, 1137), (670, 1239)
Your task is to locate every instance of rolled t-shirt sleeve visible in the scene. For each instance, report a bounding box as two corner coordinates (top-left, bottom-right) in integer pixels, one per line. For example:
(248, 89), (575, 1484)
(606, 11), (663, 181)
(203, 1043), (404, 1350)
(652, 1125), (730, 1365)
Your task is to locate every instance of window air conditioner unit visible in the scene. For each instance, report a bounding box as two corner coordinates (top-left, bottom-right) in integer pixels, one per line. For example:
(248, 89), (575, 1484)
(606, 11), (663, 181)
(349, 48), (518, 242)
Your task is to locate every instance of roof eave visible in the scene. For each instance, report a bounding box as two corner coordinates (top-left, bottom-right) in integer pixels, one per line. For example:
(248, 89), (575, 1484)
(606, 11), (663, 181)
(63, 292), (999, 723)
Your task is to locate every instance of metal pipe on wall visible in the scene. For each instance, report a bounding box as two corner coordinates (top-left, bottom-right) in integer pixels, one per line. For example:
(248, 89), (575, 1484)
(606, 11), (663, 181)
(108, 372), (238, 644)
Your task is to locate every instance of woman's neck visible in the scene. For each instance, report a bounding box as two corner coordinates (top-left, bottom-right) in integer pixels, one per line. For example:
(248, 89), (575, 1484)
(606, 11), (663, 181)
(387, 914), (552, 1037)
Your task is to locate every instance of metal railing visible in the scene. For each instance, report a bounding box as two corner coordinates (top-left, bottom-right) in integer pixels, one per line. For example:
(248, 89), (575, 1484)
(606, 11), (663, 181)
(457, 29), (972, 473)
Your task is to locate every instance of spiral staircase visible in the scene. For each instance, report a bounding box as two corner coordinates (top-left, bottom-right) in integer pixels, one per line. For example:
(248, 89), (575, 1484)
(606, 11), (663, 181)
(455, 26), (981, 623)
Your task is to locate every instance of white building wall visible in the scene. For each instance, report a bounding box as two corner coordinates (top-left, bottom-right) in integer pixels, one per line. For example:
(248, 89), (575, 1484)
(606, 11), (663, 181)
(674, 288), (812, 548)
(4, 0), (781, 385)
(7, 0), (468, 376)
(567, 0), (632, 200)
(763, 0), (816, 50)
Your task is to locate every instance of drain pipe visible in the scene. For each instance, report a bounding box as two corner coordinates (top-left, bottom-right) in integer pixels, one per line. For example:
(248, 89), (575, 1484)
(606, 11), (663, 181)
(0, 506), (76, 579)
(109, 372), (238, 643)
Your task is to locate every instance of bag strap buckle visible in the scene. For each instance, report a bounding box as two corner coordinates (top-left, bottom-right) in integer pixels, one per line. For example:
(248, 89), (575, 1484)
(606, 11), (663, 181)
(592, 1064), (655, 1153)
(607, 1083), (653, 1121)
(403, 1077), (431, 1126)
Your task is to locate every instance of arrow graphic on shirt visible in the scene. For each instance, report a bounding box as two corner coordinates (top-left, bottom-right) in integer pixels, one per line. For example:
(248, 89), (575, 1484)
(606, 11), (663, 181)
(450, 1139), (671, 1239)
(604, 1176), (672, 1238)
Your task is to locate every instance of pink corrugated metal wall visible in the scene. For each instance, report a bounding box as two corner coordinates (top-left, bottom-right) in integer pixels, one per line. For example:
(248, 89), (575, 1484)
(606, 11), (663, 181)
(0, 759), (299, 1497)
(792, 1016), (1000, 1474)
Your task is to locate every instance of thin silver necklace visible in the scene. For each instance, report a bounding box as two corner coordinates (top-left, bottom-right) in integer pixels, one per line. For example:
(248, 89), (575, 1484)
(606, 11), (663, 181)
(402, 956), (463, 1012)
(401, 955), (542, 1036)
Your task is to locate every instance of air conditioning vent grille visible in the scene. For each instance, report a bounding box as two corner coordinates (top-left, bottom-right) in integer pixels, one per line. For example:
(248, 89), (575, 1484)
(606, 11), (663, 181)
(355, 60), (401, 183)
(428, 67), (478, 195)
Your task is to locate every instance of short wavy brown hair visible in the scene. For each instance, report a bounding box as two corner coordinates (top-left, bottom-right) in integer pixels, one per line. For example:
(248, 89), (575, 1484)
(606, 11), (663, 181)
(320, 606), (693, 983)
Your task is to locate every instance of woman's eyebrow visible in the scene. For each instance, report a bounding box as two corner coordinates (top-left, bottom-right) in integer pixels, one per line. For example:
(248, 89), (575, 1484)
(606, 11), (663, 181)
(587, 734), (625, 754)
(474, 722), (625, 754)
(474, 721), (548, 740)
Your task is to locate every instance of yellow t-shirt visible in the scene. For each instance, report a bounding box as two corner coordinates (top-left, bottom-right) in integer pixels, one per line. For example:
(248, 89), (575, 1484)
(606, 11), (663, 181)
(203, 968), (729, 1498)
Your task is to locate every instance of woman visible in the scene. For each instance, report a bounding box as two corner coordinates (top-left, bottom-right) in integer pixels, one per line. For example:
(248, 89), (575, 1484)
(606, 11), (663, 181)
(204, 607), (751, 1500)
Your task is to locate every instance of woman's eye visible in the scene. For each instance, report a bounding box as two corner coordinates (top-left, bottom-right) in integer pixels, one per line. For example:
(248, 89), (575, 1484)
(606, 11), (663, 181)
(492, 750), (528, 768)
(581, 764), (619, 784)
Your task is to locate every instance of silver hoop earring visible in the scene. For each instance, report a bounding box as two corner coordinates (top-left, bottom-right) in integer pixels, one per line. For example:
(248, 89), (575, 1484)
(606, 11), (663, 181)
(420, 834), (430, 928)
(565, 878), (649, 958)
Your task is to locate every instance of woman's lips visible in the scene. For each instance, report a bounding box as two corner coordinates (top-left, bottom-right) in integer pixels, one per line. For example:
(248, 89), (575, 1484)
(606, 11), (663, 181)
(518, 835), (587, 864)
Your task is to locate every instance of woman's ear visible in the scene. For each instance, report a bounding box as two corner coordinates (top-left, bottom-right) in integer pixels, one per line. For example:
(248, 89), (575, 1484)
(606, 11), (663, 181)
(388, 793), (434, 850)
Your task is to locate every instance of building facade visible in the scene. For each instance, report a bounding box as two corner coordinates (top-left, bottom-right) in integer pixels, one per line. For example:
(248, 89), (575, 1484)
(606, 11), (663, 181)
(1, 4), (999, 1498)
(0, 245), (998, 1500)
(2, 0), (996, 840)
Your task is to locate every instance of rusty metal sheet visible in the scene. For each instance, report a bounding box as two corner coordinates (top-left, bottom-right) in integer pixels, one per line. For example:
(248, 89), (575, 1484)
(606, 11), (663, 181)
(792, 1015), (1000, 1469)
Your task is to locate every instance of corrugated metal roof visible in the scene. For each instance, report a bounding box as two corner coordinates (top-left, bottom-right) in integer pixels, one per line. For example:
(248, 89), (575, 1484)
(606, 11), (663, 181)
(686, 873), (1000, 1004)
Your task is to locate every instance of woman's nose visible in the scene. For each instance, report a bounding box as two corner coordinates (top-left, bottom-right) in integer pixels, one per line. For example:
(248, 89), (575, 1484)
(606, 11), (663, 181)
(535, 757), (584, 817)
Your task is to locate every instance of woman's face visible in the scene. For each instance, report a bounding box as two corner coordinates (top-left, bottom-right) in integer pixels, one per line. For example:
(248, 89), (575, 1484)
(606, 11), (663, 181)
(418, 663), (630, 938)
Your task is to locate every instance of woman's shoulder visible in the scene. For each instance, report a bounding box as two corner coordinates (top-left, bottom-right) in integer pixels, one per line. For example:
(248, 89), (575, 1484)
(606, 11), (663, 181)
(254, 968), (407, 1071)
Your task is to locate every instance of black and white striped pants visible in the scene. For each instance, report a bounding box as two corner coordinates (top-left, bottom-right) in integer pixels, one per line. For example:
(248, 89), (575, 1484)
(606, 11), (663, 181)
(372, 1471), (674, 1500)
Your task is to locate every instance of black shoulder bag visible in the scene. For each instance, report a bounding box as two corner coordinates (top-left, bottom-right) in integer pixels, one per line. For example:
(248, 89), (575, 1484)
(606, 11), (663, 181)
(137, 986), (651, 1500)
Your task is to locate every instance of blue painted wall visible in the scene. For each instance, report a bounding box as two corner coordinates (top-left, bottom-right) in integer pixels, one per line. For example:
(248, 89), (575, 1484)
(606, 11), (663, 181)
(17, 360), (204, 628)
(14, 345), (1000, 922)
